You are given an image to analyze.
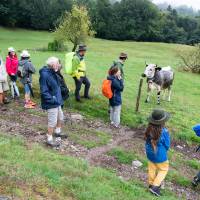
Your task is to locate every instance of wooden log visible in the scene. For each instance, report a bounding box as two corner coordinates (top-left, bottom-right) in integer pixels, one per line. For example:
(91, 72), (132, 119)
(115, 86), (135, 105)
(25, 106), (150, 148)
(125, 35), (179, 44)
(135, 77), (143, 112)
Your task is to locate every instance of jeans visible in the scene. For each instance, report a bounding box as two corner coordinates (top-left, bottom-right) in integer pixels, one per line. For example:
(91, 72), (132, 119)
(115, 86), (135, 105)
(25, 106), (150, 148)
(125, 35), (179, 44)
(24, 83), (30, 94)
(73, 76), (90, 100)
(148, 161), (169, 187)
(110, 105), (121, 127)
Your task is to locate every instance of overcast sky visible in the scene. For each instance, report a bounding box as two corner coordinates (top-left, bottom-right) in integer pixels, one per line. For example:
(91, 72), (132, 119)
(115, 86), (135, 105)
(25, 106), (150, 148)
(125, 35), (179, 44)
(153, 0), (200, 10)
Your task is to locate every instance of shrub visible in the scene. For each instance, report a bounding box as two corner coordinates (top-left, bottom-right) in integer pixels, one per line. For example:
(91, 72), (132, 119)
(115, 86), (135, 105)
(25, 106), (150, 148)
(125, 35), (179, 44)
(178, 44), (200, 73)
(47, 40), (68, 52)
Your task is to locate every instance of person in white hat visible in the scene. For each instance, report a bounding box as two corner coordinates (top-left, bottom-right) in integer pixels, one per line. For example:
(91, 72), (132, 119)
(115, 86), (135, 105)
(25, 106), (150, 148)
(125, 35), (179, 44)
(5, 47), (20, 99)
(18, 50), (36, 108)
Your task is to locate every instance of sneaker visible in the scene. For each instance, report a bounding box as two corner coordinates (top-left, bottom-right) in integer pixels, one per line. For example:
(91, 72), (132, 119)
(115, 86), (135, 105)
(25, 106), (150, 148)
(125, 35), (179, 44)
(54, 132), (68, 139)
(29, 100), (36, 106)
(3, 98), (10, 104)
(46, 140), (60, 147)
(24, 103), (35, 109)
(149, 186), (161, 197)
(192, 176), (200, 187)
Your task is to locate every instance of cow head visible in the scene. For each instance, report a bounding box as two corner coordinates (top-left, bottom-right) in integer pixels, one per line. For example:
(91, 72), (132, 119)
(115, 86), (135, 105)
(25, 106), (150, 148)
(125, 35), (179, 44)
(142, 63), (161, 79)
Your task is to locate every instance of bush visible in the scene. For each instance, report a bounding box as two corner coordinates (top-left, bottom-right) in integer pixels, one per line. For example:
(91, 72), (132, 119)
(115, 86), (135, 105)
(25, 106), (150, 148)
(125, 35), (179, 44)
(178, 44), (200, 73)
(47, 40), (68, 52)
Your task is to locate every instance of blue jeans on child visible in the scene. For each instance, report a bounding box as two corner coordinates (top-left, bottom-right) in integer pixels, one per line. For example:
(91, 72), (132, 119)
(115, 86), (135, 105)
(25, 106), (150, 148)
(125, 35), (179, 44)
(24, 83), (30, 94)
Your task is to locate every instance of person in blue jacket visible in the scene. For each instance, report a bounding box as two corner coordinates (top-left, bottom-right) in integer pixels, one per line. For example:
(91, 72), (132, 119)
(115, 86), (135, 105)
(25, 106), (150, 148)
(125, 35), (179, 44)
(39, 57), (67, 147)
(107, 66), (124, 128)
(192, 124), (200, 187)
(145, 109), (171, 197)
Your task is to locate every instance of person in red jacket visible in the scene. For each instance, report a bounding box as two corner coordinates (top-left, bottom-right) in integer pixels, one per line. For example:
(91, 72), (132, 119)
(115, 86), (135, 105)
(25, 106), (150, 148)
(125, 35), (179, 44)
(6, 47), (20, 98)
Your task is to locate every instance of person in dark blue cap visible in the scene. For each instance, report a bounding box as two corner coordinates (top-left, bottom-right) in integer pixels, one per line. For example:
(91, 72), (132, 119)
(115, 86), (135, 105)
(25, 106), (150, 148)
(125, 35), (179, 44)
(192, 124), (200, 187)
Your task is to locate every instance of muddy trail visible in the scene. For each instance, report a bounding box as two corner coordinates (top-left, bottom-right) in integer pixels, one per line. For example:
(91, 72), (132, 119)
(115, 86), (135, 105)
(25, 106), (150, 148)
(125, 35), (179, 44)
(0, 101), (199, 200)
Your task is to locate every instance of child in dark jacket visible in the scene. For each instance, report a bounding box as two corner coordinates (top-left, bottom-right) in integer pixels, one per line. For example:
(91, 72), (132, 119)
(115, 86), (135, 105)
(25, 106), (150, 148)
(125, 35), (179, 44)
(107, 67), (124, 128)
(145, 109), (171, 197)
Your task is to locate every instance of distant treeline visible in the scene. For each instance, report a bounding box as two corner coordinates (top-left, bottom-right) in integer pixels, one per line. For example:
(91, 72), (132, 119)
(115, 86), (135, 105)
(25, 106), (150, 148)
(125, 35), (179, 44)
(1, 0), (200, 45)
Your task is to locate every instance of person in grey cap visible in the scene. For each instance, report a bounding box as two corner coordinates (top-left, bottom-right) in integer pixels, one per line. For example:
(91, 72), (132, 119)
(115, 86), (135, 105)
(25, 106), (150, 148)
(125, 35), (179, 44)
(71, 44), (91, 102)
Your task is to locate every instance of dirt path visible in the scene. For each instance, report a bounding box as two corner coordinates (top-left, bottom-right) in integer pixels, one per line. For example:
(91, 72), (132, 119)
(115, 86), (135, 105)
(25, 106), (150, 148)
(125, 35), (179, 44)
(0, 103), (199, 200)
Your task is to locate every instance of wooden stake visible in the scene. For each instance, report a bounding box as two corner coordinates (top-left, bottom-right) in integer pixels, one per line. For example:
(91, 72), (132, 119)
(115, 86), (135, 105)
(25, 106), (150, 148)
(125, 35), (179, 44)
(135, 77), (143, 112)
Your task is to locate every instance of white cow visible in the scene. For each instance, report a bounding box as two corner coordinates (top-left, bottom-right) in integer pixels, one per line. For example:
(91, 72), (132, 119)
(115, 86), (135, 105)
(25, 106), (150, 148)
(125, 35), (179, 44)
(142, 64), (174, 105)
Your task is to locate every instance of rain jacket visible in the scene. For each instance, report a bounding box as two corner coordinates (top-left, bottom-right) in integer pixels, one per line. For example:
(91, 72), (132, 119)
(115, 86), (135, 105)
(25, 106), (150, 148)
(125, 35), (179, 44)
(0, 58), (8, 82)
(72, 53), (86, 79)
(39, 66), (63, 110)
(145, 128), (170, 163)
(6, 55), (18, 75)
(107, 75), (124, 107)
(18, 59), (36, 84)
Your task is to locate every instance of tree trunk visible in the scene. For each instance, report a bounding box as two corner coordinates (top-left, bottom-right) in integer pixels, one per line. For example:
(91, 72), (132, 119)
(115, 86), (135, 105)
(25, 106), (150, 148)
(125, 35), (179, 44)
(72, 43), (77, 52)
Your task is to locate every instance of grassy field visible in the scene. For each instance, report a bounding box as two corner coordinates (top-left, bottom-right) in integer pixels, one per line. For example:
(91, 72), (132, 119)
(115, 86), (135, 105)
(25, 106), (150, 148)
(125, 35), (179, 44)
(0, 27), (199, 199)
(1, 27), (199, 143)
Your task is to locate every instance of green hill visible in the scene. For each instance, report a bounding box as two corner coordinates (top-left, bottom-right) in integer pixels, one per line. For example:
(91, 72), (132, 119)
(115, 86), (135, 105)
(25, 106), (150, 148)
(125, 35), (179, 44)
(0, 27), (199, 199)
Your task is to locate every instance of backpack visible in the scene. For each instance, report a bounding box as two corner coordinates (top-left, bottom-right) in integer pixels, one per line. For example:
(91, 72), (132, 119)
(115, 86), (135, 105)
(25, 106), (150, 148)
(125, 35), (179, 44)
(17, 64), (26, 78)
(65, 52), (75, 75)
(102, 79), (113, 99)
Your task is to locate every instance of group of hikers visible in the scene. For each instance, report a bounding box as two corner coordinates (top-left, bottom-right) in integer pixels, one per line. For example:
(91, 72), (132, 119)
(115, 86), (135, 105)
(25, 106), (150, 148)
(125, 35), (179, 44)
(0, 44), (199, 197)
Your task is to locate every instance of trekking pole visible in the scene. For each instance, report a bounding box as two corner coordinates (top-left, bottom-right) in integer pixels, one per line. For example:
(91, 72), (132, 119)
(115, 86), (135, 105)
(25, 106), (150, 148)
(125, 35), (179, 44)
(135, 77), (143, 112)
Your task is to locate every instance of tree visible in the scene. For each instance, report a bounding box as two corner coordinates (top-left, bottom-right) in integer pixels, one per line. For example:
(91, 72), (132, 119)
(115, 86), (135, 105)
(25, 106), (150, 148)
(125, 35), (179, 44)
(55, 5), (95, 51)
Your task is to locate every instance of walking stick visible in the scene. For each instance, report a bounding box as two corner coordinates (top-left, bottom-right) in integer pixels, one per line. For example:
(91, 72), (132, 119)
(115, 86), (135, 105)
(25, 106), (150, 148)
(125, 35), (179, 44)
(135, 77), (143, 112)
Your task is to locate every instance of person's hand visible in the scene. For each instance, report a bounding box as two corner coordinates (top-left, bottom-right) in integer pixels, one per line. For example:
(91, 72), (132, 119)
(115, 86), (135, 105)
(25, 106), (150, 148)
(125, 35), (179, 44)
(117, 74), (122, 80)
(11, 73), (15, 76)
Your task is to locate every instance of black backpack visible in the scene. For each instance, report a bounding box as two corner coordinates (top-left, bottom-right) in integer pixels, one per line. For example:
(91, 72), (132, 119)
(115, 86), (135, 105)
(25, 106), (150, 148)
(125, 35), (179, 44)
(56, 72), (69, 101)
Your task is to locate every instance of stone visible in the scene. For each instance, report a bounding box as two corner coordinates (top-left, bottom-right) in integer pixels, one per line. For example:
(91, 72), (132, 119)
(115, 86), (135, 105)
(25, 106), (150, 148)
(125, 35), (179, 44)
(176, 145), (183, 150)
(71, 114), (83, 121)
(132, 160), (143, 168)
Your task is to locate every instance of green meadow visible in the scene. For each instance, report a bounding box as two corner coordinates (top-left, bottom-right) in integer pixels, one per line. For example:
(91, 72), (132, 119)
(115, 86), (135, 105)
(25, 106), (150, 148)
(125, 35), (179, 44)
(0, 27), (199, 143)
(0, 27), (199, 199)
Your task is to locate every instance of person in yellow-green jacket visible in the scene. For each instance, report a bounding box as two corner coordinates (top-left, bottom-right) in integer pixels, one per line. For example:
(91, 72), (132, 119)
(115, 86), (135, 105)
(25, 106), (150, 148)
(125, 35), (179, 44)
(72, 45), (91, 102)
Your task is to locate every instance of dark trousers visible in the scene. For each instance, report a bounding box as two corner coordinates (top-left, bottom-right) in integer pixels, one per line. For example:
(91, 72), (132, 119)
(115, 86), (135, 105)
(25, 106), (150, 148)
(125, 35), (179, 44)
(73, 76), (90, 100)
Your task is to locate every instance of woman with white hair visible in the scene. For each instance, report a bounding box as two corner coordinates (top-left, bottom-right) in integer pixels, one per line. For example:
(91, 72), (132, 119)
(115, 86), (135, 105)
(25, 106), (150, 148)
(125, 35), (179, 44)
(5, 47), (20, 99)
(39, 57), (67, 147)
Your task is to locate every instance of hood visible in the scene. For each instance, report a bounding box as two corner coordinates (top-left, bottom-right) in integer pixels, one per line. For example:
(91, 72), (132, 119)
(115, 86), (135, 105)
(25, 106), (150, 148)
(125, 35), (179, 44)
(18, 59), (29, 66)
(107, 75), (116, 81)
(39, 66), (54, 75)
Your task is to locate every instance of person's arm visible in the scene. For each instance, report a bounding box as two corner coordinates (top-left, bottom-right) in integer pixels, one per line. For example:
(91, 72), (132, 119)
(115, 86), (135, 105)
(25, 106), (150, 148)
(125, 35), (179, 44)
(5, 57), (12, 75)
(39, 74), (57, 105)
(112, 78), (124, 91)
(28, 62), (36, 74)
(72, 56), (80, 78)
(162, 129), (171, 151)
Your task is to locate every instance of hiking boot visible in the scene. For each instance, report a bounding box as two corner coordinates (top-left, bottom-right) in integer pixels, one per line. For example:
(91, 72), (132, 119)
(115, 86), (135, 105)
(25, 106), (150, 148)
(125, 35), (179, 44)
(46, 140), (60, 147)
(76, 98), (82, 103)
(54, 132), (68, 139)
(84, 96), (92, 100)
(149, 186), (161, 197)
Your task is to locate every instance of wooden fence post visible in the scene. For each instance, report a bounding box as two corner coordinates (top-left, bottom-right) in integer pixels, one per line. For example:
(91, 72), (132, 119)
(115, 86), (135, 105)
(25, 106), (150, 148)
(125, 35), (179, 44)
(135, 77), (143, 112)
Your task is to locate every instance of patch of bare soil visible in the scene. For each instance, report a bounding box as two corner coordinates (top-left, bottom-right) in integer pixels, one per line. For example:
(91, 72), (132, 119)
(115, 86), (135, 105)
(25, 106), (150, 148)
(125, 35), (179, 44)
(0, 103), (199, 199)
